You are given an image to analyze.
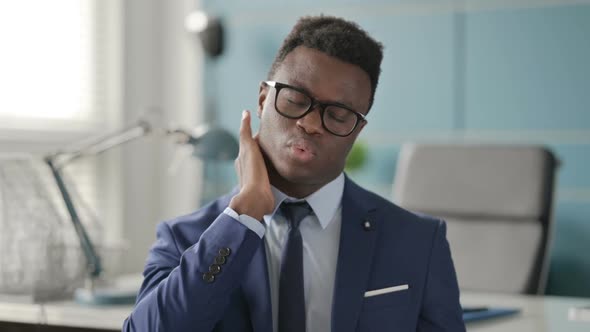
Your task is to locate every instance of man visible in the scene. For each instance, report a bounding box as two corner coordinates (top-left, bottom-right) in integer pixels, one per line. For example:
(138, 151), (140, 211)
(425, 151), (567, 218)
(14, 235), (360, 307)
(124, 15), (465, 332)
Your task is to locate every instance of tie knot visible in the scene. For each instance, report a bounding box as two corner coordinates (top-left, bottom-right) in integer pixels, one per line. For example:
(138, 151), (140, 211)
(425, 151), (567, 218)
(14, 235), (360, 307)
(280, 201), (312, 230)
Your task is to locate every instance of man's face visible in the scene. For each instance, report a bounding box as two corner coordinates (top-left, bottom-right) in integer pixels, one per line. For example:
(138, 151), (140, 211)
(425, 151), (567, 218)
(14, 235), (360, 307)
(257, 46), (371, 188)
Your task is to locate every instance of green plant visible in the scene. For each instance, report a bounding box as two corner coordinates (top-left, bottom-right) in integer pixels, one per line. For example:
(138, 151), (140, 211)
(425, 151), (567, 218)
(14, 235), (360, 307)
(345, 140), (369, 173)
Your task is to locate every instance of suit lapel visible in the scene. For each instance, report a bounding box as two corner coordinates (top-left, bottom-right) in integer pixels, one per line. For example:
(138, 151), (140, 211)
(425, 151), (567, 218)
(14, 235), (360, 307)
(331, 177), (379, 332)
(241, 243), (273, 332)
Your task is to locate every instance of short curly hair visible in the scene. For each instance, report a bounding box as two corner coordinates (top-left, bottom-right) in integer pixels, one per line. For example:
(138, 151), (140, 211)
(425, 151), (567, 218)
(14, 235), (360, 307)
(268, 15), (384, 110)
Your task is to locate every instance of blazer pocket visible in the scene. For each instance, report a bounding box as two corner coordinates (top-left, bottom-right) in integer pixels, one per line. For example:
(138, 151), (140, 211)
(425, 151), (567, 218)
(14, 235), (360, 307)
(362, 286), (410, 311)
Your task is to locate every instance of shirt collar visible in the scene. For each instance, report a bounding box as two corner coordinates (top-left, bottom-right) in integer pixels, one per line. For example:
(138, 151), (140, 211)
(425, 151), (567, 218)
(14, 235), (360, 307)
(264, 173), (345, 230)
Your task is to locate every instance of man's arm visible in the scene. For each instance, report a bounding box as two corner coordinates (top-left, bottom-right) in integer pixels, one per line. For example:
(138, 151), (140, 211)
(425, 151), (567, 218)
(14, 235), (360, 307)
(417, 220), (466, 332)
(123, 110), (273, 331)
(123, 213), (263, 331)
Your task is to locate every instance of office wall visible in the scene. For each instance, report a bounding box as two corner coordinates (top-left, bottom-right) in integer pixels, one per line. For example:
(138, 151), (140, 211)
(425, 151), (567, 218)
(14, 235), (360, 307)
(119, 0), (204, 274)
(201, 0), (590, 297)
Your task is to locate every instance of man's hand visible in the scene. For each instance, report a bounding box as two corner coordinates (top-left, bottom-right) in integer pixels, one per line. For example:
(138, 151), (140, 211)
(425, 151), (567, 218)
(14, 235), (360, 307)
(229, 110), (275, 221)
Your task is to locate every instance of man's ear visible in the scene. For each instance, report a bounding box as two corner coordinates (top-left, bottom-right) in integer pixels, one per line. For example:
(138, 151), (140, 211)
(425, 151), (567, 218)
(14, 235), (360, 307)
(257, 83), (268, 118)
(356, 120), (367, 134)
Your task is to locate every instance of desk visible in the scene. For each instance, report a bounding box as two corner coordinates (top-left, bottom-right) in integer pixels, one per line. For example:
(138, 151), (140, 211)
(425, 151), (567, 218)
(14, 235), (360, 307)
(0, 292), (588, 331)
(462, 291), (590, 331)
(0, 300), (133, 331)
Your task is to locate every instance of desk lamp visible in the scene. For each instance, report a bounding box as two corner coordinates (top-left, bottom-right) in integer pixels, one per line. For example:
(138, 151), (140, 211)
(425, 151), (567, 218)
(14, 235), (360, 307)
(44, 118), (238, 305)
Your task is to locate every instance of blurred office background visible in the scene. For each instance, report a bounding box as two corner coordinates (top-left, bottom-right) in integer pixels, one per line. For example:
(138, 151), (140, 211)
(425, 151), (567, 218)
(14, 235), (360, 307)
(0, 0), (588, 299)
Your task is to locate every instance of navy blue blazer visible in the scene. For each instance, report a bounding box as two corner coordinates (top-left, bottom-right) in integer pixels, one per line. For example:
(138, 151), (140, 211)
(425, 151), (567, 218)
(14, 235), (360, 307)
(124, 177), (465, 331)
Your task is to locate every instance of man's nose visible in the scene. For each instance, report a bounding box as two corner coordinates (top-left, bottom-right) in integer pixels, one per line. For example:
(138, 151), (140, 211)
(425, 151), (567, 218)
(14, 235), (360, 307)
(296, 106), (324, 135)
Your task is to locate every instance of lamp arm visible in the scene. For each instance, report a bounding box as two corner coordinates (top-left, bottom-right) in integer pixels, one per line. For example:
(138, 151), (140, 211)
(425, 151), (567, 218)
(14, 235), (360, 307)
(45, 157), (102, 278)
(52, 120), (152, 170)
(44, 119), (154, 280)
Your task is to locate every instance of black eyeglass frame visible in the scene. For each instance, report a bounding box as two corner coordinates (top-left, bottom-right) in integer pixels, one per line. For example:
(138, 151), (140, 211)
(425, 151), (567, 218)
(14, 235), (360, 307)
(263, 81), (367, 137)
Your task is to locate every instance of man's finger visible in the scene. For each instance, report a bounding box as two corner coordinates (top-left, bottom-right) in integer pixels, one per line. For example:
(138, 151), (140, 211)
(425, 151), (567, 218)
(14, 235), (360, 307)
(240, 110), (252, 140)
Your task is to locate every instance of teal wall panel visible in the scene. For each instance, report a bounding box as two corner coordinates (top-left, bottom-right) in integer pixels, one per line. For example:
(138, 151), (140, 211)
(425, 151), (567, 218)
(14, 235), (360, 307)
(464, 5), (590, 129)
(360, 15), (456, 131)
(550, 145), (590, 188)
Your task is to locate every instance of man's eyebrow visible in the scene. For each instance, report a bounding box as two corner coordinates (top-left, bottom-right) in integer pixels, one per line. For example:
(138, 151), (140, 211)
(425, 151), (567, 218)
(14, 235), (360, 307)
(287, 79), (312, 95)
(288, 79), (357, 110)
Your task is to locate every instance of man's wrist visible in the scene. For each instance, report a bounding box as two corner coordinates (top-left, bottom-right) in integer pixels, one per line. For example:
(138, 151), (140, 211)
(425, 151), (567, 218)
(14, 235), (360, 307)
(229, 193), (265, 222)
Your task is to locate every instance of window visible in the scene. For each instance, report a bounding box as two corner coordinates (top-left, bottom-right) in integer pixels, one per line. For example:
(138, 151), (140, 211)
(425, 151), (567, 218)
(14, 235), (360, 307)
(0, 0), (120, 141)
(0, 1), (122, 247)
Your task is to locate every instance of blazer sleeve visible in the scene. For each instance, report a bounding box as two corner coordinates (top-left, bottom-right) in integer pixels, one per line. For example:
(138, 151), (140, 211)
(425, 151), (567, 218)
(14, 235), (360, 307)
(417, 220), (466, 332)
(123, 213), (263, 332)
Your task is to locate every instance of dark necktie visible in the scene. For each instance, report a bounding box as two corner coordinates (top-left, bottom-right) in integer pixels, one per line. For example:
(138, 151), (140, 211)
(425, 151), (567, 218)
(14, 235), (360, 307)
(278, 201), (312, 332)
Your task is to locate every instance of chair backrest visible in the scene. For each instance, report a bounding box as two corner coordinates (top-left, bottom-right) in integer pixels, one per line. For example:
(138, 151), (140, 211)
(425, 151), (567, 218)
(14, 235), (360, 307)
(392, 143), (559, 294)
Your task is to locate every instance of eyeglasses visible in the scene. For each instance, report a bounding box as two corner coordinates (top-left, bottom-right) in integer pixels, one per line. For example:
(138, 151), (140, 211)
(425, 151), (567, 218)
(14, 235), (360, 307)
(263, 81), (367, 137)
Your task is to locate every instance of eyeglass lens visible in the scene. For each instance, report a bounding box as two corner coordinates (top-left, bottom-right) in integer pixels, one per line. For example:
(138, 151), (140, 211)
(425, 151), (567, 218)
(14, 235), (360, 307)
(276, 87), (358, 136)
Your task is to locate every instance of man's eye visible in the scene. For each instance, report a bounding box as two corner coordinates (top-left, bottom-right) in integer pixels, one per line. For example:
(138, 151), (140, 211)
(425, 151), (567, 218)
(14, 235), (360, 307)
(328, 114), (346, 123)
(287, 98), (307, 107)
(327, 109), (349, 123)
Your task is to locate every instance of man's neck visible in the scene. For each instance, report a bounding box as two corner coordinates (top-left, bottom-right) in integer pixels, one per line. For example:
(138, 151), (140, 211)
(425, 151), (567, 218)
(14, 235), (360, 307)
(266, 166), (331, 199)
(270, 179), (321, 199)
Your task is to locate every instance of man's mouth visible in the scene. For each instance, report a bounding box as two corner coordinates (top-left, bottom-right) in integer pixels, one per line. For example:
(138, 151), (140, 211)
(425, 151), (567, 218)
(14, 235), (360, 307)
(288, 139), (317, 163)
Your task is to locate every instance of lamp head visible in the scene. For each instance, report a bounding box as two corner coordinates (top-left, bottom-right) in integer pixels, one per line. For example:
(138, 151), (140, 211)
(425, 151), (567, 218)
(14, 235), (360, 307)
(168, 125), (238, 161)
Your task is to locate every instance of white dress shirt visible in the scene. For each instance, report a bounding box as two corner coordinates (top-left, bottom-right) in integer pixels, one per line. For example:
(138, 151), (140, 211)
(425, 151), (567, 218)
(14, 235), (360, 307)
(224, 173), (344, 332)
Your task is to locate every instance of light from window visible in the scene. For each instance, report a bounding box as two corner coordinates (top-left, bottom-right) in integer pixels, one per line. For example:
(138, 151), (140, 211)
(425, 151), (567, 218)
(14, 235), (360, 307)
(0, 0), (93, 120)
